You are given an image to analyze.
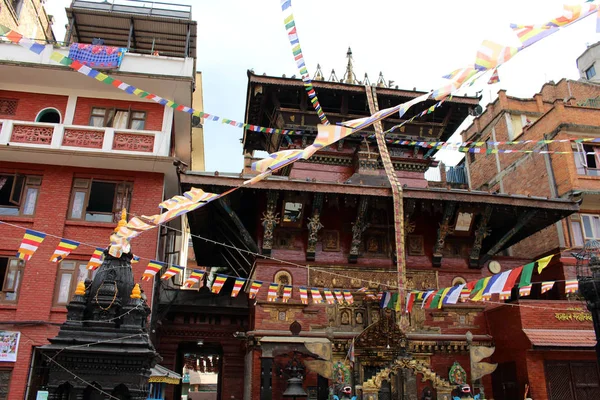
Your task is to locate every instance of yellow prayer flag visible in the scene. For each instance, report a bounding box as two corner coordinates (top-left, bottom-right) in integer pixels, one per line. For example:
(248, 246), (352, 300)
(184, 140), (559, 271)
(536, 254), (554, 274)
(471, 277), (491, 301)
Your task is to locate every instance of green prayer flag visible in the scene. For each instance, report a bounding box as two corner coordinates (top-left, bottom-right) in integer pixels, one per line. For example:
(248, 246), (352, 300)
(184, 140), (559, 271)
(519, 262), (535, 287)
(429, 293), (442, 309)
(388, 293), (398, 309)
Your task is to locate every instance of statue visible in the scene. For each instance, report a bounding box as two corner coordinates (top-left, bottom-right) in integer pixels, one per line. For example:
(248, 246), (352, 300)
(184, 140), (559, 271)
(356, 312), (364, 324)
(367, 236), (379, 253)
(333, 385), (357, 400)
(452, 384), (480, 400)
(421, 387), (433, 400)
(341, 311), (350, 325)
(307, 212), (324, 254)
(261, 209), (280, 252)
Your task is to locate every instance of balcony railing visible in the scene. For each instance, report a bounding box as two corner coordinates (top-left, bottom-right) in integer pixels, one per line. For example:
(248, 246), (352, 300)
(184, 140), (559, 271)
(0, 119), (169, 157)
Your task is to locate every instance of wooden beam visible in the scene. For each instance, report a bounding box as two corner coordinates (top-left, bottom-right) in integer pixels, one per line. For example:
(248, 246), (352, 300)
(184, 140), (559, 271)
(349, 196), (369, 263)
(469, 205), (493, 269)
(217, 198), (259, 254)
(481, 209), (538, 264)
(432, 202), (457, 267)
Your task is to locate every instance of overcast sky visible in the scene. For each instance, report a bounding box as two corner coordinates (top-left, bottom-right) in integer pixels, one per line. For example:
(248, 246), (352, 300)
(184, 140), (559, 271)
(46, 0), (598, 171)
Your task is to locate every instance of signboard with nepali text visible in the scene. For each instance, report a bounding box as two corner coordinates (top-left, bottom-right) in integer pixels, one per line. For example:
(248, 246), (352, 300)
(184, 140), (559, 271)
(0, 331), (20, 362)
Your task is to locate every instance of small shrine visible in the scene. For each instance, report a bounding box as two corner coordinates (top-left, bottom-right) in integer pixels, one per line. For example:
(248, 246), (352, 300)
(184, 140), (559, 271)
(40, 216), (159, 399)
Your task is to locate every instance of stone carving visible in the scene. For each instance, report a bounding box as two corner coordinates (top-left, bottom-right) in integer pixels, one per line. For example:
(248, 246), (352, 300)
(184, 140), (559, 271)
(11, 125), (53, 144)
(112, 133), (154, 152)
(274, 270), (292, 298)
(62, 129), (104, 148)
(261, 192), (280, 255)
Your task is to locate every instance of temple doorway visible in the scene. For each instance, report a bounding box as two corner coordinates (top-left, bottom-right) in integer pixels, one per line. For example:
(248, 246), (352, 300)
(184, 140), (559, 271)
(175, 342), (222, 400)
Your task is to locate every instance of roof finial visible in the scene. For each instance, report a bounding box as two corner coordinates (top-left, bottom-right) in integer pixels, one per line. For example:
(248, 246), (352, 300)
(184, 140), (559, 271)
(114, 208), (127, 233)
(329, 68), (339, 82)
(313, 64), (324, 81)
(363, 73), (371, 86)
(376, 71), (386, 87)
(343, 47), (357, 84)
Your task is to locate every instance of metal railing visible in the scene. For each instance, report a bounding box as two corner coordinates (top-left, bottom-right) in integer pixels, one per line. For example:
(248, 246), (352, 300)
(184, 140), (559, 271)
(70, 0), (192, 20)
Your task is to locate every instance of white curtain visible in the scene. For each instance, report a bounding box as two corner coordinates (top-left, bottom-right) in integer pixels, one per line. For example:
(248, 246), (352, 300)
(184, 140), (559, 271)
(113, 111), (129, 129)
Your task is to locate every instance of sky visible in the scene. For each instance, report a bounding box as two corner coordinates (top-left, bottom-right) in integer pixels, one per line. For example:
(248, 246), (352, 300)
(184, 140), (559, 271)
(45, 0), (600, 171)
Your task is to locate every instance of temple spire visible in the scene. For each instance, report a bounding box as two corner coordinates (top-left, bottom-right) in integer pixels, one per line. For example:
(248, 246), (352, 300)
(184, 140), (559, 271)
(343, 47), (357, 84)
(377, 71), (386, 87)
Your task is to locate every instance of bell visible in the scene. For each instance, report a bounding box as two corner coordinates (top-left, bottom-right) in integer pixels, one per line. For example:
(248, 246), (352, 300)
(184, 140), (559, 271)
(282, 377), (308, 398)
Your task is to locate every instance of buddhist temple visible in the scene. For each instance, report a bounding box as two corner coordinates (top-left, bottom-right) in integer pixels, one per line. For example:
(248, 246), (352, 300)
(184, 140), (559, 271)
(155, 51), (579, 400)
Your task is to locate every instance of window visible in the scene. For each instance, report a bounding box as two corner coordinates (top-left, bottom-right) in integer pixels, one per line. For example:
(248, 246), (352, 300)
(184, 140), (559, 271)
(54, 261), (96, 306)
(9, 1), (24, 19)
(0, 257), (24, 303)
(574, 143), (600, 176)
(88, 107), (146, 130)
(0, 174), (41, 216)
(68, 178), (132, 223)
(35, 108), (61, 124)
(0, 369), (11, 399)
(586, 65), (596, 80)
(571, 214), (600, 247)
(0, 99), (17, 116)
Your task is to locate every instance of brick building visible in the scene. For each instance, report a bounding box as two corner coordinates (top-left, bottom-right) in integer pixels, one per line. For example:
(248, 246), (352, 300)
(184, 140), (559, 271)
(0, 1), (200, 398)
(0, 0), (54, 45)
(461, 78), (600, 399)
(153, 56), (578, 400)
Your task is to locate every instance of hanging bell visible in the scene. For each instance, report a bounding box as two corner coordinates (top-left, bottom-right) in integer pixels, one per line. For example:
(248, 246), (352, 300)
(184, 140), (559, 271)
(282, 377), (308, 398)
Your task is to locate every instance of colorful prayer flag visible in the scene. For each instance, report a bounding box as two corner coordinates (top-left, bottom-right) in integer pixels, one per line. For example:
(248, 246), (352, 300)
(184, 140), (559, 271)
(519, 262), (535, 287)
(519, 284), (532, 297)
(503, 266), (523, 292)
(474, 40), (520, 71)
(16, 229), (46, 261)
(324, 288), (335, 304)
(445, 284), (465, 305)
(86, 248), (105, 271)
(299, 286), (308, 304)
(380, 292), (391, 308)
(142, 260), (165, 280)
(437, 287), (452, 309)
(487, 68), (500, 84)
(50, 238), (80, 262)
(211, 274), (228, 294)
(499, 290), (512, 300)
(565, 279), (579, 294)
(311, 288), (324, 304)
(343, 290), (354, 304)
(460, 286), (472, 302)
(472, 277), (491, 301)
(249, 280), (263, 299)
(282, 285), (293, 303)
(406, 292), (416, 313)
(183, 270), (205, 288)
(160, 265), (183, 280)
(231, 278), (246, 297)
(333, 289), (344, 303)
(541, 281), (555, 294)
(536, 254), (554, 274)
(132, 255), (140, 263)
(489, 271), (511, 294)
(267, 283), (279, 302)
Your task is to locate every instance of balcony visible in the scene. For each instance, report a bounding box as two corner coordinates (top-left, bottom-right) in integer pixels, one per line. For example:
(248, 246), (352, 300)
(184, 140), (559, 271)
(0, 119), (170, 156)
(0, 41), (194, 79)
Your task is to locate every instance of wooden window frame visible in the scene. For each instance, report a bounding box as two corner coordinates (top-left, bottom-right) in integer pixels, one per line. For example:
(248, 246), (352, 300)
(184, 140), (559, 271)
(88, 106), (147, 130)
(579, 213), (600, 241)
(67, 178), (133, 223)
(0, 174), (42, 217)
(0, 256), (25, 304)
(53, 260), (94, 306)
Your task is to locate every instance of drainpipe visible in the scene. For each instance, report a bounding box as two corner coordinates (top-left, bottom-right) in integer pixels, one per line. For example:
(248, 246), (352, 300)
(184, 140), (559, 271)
(542, 135), (566, 248)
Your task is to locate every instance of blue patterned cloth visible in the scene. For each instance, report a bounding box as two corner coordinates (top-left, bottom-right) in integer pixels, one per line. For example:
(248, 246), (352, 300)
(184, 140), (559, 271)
(68, 43), (126, 69)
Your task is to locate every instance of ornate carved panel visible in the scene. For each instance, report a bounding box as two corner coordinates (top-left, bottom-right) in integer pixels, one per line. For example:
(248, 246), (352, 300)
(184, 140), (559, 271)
(322, 230), (340, 252)
(11, 125), (53, 144)
(0, 98), (18, 115)
(112, 132), (154, 152)
(62, 129), (104, 148)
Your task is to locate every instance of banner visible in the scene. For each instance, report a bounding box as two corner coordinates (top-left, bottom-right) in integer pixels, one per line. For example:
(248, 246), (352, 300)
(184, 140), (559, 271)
(0, 331), (20, 362)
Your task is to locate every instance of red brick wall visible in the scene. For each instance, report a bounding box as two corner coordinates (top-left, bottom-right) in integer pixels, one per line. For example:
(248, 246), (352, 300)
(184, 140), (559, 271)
(72, 97), (164, 131)
(0, 161), (164, 399)
(0, 90), (68, 122)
